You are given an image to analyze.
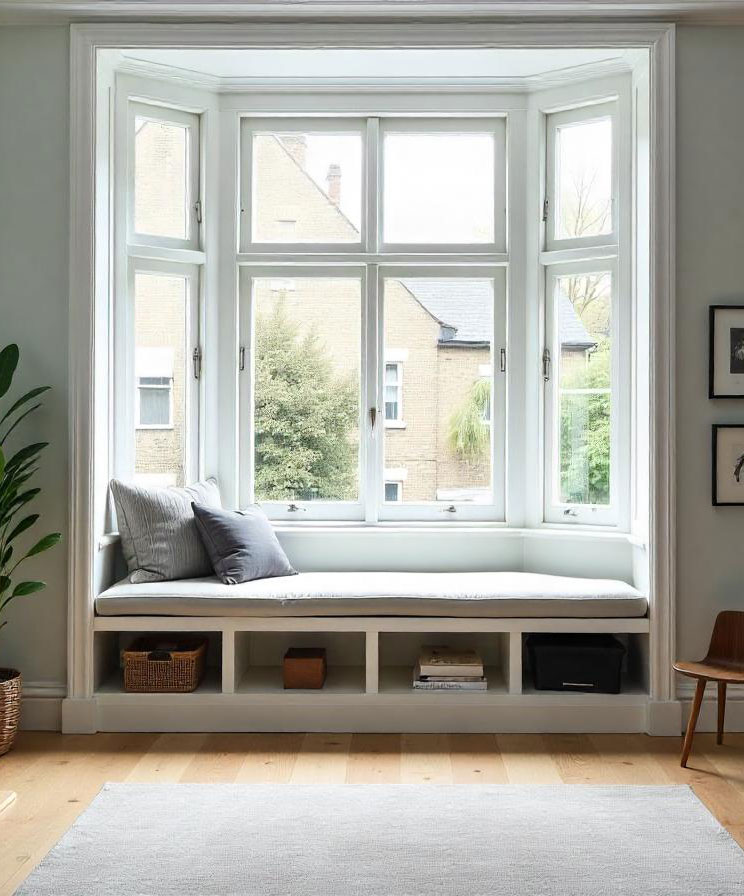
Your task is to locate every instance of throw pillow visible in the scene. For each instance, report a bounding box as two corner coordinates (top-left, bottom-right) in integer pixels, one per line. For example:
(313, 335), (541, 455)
(110, 478), (222, 583)
(191, 503), (296, 585)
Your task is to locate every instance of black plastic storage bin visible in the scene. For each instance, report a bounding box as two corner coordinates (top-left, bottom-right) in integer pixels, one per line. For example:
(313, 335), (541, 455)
(526, 633), (626, 694)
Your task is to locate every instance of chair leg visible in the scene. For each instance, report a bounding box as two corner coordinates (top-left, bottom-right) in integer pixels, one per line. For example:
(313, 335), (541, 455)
(717, 681), (727, 746)
(681, 679), (707, 768)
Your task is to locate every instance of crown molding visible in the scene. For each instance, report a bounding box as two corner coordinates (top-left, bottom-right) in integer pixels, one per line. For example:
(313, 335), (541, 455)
(0, 0), (744, 25)
(115, 54), (633, 94)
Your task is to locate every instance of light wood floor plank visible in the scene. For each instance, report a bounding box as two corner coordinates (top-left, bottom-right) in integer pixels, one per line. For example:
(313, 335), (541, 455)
(290, 733), (351, 785)
(346, 734), (402, 784)
(126, 733), (208, 782)
(179, 734), (260, 783)
(448, 734), (509, 784)
(496, 734), (563, 785)
(401, 733), (453, 784)
(235, 733), (303, 783)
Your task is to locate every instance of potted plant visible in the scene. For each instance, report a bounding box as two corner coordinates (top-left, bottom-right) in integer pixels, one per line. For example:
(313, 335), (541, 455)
(0, 344), (60, 755)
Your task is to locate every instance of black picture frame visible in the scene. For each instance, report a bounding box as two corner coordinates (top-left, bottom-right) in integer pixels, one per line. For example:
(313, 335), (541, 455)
(712, 424), (744, 505)
(709, 305), (744, 398)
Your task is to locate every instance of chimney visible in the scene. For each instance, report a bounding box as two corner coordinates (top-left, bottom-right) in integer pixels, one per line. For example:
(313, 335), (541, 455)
(326, 163), (341, 207)
(281, 134), (307, 168)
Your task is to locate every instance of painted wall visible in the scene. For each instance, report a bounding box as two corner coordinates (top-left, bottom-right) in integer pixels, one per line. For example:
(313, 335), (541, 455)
(0, 27), (69, 690)
(675, 26), (744, 661)
(0, 23), (742, 699)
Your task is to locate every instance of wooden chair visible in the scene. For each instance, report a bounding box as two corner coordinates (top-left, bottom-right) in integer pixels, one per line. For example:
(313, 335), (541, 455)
(673, 610), (744, 768)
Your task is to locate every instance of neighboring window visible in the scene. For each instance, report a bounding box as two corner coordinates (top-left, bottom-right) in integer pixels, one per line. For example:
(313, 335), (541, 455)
(384, 481), (402, 503)
(384, 363), (402, 423)
(136, 368), (173, 428)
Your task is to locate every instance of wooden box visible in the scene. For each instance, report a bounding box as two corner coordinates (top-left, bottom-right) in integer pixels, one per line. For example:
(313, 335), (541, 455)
(283, 647), (327, 689)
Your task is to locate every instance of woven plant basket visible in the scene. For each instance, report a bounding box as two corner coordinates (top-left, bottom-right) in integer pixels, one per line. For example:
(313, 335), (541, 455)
(0, 669), (21, 757)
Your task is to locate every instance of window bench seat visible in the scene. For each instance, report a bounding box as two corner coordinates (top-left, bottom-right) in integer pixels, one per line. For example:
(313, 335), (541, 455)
(95, 571), (647, 618)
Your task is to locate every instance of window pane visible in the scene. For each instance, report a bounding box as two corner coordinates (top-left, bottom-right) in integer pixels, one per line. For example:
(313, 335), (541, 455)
(139, 386), (171, 426)
(134, 272), (189, 487)
(252, 277), (361, 502)
(384, 364), (400, 421)
(134, 116), (189, 240)
(555, 117), (612, 241)
(384, 482), (401, 503)
(252, 133), (362, 243)
(383, 133), (494, 244)
(556, 272), (612, 505)
(383, 278), (493, 504)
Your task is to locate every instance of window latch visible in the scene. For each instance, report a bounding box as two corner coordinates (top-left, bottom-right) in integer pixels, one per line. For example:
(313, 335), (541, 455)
(194, 199), (203, 225)
(500, 348), (506, 374)
(542, 347), (551, 382)
(287, 503), (307, 513)
(442, 505), (457, 514)
(542, 197), (549, 223)
(563, 508), (578, 518)
(369, 407), (377, 431)
(239, 346), (245, 372)
(192, 346), (202, 380)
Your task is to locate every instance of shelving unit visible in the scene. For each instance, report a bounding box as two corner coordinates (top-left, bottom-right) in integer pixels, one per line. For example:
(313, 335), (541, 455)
(90, 614), (650, 733)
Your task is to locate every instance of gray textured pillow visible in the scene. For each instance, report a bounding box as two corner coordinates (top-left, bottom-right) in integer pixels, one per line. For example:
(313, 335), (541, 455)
(191, 503), (296, 585)
(111, 479), (222, 584)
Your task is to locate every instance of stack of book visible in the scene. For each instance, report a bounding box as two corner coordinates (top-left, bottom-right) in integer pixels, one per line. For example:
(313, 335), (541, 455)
(412, 646), (487, 691)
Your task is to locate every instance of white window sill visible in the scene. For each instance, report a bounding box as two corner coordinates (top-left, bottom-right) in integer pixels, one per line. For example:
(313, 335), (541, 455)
(135, 424), (175, 431)
(384, 420), (406, 429)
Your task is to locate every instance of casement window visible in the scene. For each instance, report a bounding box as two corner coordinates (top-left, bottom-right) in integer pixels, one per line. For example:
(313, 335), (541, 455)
(542, 100), (630, 526)
(238, 117), (507, 523)
(115, 97), (203, 489)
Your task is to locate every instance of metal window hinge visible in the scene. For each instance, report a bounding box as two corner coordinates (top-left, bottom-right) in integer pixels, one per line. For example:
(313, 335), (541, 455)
(542, 347), (551, 382)
(542, 197), (549, 223)
(239, 346), (245, 372)
(194, 199), (203, 225)
(192, 346), (202, 380)
(500, 348), (506, 373)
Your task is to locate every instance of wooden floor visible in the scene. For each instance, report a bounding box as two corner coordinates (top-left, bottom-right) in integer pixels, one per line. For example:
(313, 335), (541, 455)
(1, 731), (744, 894)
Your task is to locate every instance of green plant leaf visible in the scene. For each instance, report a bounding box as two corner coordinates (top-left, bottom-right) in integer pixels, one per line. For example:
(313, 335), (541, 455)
(0, 403), (42, 446)
(0, 345), (19, 400)
(0, 386), (50, 427)
(5, 514), (39, 544)
(25, 532), (61, 558)
(1, 546), (12, 567)
(0, 576), (10, 595)
(0, 445), (4, 481)
(11, 581), (46, 597)
(4, 442), (47, 472)
(0, 488), (41, 527)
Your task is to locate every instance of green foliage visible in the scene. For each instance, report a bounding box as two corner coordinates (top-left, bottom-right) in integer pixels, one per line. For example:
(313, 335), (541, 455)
(0, 344), (61, 633)
(447, 378), (491, 463)
(254, 302), (358, 502)
(559, 339), (611, 505)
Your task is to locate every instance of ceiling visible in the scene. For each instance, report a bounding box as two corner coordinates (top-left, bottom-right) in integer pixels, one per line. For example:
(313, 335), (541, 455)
(118, 47), (633, 81)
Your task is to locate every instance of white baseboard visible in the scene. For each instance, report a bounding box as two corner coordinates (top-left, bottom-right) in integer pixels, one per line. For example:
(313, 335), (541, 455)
(61, 697), (98, 734)
(646, 700), (682, 736)
(678, 681), (744, 733)
(20, 682), (66, 731)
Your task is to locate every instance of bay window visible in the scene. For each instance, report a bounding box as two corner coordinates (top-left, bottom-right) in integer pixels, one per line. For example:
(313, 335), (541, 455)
(114, 74), (632, 529)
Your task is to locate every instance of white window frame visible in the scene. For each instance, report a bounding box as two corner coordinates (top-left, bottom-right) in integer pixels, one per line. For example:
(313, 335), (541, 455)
(135, 373), (174, 430)
(545, 100), (618, 253)
(383, 361), (403, 426)
(379, 117), (507, 254)
(238, 264), (369, 521)
(378, 264), (507, 523)
(128, 101), (201, 253)
(239, 118), (367, 255)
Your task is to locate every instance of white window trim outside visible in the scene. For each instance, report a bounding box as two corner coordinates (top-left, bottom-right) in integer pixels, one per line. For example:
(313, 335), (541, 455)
(135, 375), (174, 430)
(68, 23), (675, 726)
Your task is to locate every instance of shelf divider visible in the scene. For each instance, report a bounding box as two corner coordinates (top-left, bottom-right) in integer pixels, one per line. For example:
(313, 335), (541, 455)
(365, 630), (379, 694)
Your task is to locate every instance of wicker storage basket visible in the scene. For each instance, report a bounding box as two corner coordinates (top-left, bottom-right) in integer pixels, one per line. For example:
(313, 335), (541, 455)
(0, 669), (22, 756)
(122, 637), (207, 693)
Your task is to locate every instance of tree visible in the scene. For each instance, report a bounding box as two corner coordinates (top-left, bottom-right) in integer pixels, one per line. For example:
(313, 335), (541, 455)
(254, 301), (358, 502)
(447, 378), (491, 463)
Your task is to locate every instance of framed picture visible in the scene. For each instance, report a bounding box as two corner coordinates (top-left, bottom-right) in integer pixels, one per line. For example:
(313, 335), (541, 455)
(709, 305), (744, 398)
(712, 425), (744, 505)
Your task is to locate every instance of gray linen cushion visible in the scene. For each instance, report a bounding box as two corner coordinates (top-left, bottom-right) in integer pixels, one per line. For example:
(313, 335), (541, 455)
(110, 478), (222, 583)
(192, 503), (296, 585)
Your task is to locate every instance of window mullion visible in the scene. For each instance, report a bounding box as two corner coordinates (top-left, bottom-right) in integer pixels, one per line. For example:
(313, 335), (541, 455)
(365, 262), (380, 524)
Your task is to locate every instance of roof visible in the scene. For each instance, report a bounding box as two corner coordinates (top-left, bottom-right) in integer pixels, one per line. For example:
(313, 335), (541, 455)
(400, 278), (596, 350)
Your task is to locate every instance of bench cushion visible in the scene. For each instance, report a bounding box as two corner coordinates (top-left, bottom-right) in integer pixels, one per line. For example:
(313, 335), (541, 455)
(95, 571), (647, 618)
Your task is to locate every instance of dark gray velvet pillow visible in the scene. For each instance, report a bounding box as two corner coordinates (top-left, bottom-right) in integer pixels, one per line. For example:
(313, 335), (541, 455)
(192, 503), (297, 584)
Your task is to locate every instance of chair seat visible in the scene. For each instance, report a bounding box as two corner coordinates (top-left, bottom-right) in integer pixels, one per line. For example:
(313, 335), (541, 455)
(673, 659), (744, 683)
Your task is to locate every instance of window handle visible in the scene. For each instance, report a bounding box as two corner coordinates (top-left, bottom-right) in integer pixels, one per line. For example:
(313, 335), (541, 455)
(369, 407), (377, 431)
(287, 503), (307, 513)
(442, 505), (457, 514)
(542, 347), (551, 382)
(563, 508), (578, 518)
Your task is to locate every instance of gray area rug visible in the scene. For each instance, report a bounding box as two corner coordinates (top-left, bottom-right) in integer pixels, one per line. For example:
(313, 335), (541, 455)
(16, 784), (744, 895)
